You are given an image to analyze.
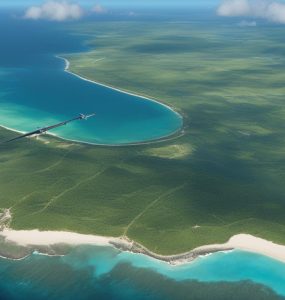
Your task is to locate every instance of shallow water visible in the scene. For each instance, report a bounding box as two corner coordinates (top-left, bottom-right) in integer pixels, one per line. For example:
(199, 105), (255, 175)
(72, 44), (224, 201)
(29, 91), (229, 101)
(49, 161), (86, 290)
(0, 13), (182, 145)
(0, 246), (284, 300)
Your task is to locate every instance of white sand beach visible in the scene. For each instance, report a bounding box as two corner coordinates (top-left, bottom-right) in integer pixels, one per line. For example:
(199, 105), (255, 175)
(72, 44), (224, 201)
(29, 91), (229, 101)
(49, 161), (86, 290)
(0, 229), (120, 247)
(1, 229), (285, 264)
(195, 234), (285, 263)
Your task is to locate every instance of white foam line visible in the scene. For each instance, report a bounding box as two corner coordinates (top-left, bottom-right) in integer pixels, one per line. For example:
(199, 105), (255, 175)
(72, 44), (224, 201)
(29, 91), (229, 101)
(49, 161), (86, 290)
(0, 253), (30, 261)
(0, 125), (25, 135)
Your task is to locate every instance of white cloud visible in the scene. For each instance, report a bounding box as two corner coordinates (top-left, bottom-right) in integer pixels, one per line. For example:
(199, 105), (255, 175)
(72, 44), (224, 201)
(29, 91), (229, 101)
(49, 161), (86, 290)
(267, 2), (285, 23)
(24, 1), (83, 21)
(92, 4), (107, 14)
(217, 0), (251, 16)
(217, 0), (285, 24)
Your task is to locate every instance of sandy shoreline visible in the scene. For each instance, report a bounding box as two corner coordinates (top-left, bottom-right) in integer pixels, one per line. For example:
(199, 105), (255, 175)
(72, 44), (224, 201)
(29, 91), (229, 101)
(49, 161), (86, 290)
(1, 229), (116, 247)
(1, 229), (285, 265)
(196, 234), (285, 264)
(56, 55), (183, 119)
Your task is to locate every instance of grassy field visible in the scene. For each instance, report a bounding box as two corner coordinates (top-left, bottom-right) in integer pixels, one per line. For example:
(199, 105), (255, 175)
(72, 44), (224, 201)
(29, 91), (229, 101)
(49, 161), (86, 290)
(1, 19), (285, 255)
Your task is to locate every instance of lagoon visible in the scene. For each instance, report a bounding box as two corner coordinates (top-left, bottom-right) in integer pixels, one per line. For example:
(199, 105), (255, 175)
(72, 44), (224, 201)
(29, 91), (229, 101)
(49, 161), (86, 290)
(0, 14), (182, 145)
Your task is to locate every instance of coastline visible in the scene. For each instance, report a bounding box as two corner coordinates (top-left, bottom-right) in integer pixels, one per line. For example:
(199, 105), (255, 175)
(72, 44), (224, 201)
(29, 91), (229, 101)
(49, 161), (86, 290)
(56, 55), (183, 120)
(113, 234), (285, 265)
(1, 229), (285, 266)
(1, 58), (283, 266)
(54, 55), (185, 147)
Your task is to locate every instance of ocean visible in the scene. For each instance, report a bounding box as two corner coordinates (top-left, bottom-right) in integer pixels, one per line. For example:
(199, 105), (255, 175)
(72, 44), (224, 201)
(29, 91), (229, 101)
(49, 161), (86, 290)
(0, 246), (284, 300)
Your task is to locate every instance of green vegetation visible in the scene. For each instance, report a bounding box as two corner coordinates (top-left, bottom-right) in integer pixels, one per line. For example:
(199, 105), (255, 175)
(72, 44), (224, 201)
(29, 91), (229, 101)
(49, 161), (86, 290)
(2, 20), (285, 255)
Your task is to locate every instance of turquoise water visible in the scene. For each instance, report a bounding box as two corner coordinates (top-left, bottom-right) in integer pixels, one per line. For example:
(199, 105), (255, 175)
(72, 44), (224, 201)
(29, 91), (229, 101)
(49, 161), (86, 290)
(0, 14), (182, 145)
(65, 247), (285, 296)
(0, 246), (284, 299)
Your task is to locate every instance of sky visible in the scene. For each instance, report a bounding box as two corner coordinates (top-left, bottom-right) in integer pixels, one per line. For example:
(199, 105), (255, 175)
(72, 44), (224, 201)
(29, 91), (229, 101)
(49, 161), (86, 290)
(0, 0), (220, 8)
(3, 0), (285, 24)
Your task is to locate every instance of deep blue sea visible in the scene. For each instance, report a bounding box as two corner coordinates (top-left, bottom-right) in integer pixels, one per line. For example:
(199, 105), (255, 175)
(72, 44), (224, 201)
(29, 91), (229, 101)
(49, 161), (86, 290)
(0, 8), (285, 300)
(0, 11), (182, 145)
(0, 246), (285, 300)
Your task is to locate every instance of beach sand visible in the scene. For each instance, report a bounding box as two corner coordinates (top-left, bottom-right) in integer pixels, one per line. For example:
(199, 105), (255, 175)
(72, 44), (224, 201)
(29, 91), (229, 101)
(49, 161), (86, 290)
(0, 229), (120, 247)
(1, 229), (285, 264)
(196, 234), (285, 263)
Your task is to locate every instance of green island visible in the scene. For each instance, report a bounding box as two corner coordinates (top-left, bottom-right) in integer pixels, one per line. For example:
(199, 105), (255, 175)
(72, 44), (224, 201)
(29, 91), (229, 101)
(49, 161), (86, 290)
(1, 20), (285, 255)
